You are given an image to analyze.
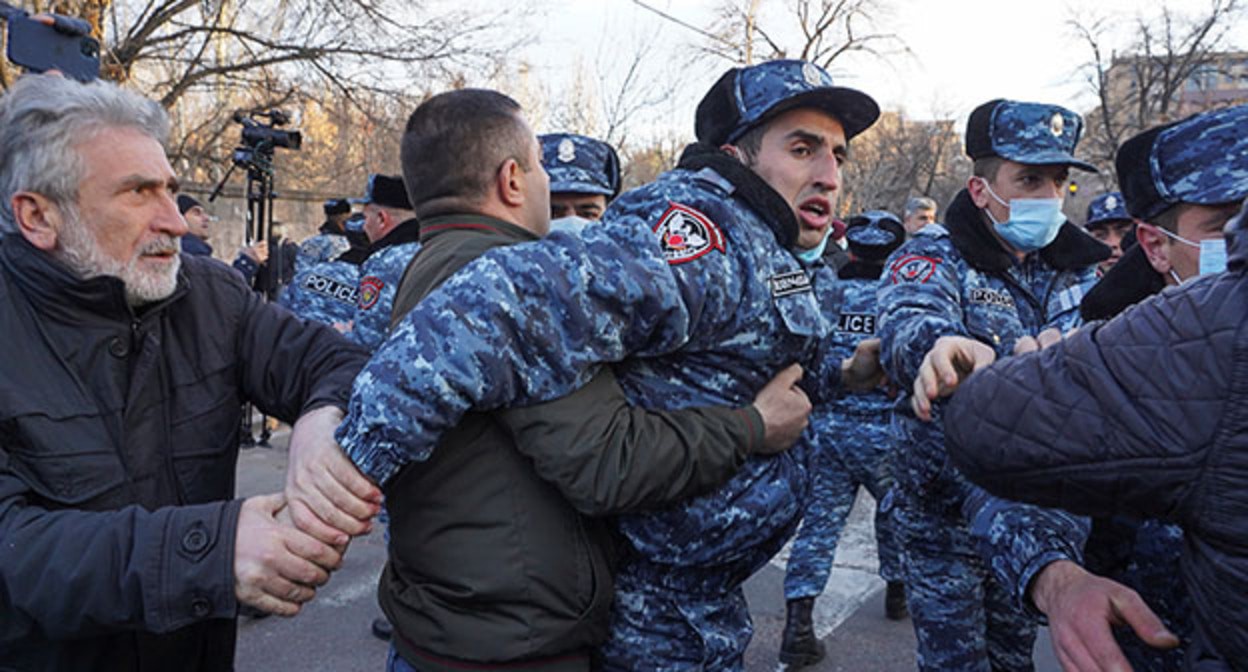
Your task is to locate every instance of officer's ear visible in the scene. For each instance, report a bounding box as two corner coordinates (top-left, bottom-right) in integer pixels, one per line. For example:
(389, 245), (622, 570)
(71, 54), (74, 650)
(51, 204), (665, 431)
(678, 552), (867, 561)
(966, 176), (992, 210)
(11, 191), (63, 251)
(720, 144), (745, 165)
(1135, 221), (1173, 275)
(496, 157), (525, 208)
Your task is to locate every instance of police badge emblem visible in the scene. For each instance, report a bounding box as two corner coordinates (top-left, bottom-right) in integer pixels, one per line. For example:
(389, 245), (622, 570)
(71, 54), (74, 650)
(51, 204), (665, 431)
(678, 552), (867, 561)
(802, 62), (822, 87)
(1105, 194), (1118, 210)
(653, 203), (725, 265)
(358, 276), (384, 309)
(1050, 112), (1065, 137)
(558, 138), (576, 163)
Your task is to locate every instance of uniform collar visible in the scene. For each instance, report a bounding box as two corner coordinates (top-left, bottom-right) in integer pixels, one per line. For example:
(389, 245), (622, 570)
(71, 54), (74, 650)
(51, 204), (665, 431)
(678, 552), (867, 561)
(417, 214), (539, 244)
(365, 218), (422, 259)
(1078, 244), (1166, 321)
(944, 188), (1109, 273)
(675, 142), (800, 250)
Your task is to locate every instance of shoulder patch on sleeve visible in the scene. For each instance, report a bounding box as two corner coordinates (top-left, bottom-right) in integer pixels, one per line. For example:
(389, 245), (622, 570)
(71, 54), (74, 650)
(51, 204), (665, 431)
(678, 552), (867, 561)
(653, 202), (726, 265)
(358, 276), (384, 309)
(889, 254), (940, 285)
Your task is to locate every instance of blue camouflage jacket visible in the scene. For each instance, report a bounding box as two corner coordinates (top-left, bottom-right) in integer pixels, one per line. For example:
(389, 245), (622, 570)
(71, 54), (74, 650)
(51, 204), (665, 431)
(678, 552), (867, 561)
(278, 258), (359, 327)
(350, 220), (421, 351)
(824, 263), (893, 421)
(296, 228), (351, 273)
(338, 151), (848, 587)
(878, 187), (1107, 606)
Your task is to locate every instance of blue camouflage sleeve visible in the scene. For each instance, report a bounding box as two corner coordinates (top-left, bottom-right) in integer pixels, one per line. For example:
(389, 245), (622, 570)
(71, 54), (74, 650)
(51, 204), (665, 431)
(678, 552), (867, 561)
(1045, 265), (1099, 333)
(876, 238), (969, 390)
(336, 197), (742, 485)
(964, 484), (1090, 616)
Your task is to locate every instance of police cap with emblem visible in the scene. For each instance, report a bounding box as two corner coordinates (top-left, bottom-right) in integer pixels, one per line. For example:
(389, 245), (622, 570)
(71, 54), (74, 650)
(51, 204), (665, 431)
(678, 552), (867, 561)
(965, 99), (1096, 172)
(350, 174), (412, 210)
(323, 198), (351, 217)
(539, 133), (622, 199)
(1084, 192), (1130, 230)
(695, 59), (880, 146)
(1115, 103), (1248, 221)
(845, 210), (905, 262)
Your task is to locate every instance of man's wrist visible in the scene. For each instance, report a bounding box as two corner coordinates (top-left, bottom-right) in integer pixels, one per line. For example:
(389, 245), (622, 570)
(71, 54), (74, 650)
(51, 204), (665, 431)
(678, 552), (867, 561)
(1030, 559), (1084, 615)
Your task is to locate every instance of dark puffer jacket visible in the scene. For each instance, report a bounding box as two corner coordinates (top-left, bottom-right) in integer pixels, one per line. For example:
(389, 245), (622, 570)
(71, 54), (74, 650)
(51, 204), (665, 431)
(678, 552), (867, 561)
(945, 214), (1248, 670)
(0, 234), (367, 671)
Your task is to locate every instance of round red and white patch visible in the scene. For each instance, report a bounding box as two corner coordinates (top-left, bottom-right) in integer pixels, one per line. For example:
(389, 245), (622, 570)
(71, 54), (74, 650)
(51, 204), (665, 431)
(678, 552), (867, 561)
(653, 202), (726, 265)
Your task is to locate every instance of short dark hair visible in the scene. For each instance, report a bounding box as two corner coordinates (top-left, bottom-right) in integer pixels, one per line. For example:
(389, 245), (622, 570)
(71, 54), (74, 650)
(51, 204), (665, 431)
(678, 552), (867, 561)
(1149, 204), (1182, 232)
(734, 123), (767, 164)
(400, 89), (531, 217)
(972, 157), (1004, 182)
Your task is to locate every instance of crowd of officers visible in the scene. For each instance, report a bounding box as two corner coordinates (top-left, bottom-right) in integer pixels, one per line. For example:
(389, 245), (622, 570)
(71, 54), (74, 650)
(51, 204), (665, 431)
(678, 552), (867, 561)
(0, 54), (1245, 672)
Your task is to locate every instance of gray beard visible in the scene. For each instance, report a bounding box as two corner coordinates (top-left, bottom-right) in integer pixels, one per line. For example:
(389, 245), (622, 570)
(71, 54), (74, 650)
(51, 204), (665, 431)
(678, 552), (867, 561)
(55, 207), (181, 307)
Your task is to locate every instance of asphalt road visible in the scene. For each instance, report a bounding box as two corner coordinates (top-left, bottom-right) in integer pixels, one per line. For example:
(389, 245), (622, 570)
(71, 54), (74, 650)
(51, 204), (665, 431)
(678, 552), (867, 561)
(233, 432), (1062, 671)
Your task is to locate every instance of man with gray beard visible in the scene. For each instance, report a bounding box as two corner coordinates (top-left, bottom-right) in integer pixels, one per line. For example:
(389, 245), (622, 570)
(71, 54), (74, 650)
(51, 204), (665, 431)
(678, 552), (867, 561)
(0, 74), (375, 671)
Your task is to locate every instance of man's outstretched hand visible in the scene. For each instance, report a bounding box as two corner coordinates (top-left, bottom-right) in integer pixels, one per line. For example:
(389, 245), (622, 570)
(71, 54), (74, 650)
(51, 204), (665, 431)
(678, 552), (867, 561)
(284, 406), (381, 546)
(1032, 560), (1179, 672)
(911, 336), (996, 421)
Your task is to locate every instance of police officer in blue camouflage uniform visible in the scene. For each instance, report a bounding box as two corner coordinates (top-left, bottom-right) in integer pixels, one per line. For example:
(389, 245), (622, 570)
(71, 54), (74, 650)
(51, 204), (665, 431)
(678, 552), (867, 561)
(349, 174), (420, 350)
(540, 132), (621, 234)
(280, 212), (371, 329)
(877, 99), (1109, 671)
(278, 254), (360, 329)
(779, 210), (909, 667)
(324, 60), (891, 670)
(1084, 191), (1133, 274)
(297, 197), (353, 272)
(1003, 103), (1248, 672)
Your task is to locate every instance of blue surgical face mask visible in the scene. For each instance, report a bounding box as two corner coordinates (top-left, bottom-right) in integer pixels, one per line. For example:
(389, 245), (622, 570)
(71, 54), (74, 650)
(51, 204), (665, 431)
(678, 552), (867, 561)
(978, 178), (1066, 253)
(795, 228), (832, 264)
(548, 215), (593, 236)
(1156, 226), (1228, 282)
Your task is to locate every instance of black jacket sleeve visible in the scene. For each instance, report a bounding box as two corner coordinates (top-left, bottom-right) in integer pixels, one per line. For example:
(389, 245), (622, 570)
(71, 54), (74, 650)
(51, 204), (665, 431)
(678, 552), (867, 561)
(945, 273), (1238, 523)
(496, 368), (763, 515)
(230, 275), (369, 421)
(0, 454), (243, 642)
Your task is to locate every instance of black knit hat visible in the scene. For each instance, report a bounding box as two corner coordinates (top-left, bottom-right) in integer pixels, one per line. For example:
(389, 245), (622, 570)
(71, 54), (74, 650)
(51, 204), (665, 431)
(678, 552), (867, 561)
(176, 194), (202, 215)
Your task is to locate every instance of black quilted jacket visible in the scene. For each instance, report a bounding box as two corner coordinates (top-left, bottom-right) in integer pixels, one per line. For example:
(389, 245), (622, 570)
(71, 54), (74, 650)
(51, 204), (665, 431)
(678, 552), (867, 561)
(946, 213), (1248, 671)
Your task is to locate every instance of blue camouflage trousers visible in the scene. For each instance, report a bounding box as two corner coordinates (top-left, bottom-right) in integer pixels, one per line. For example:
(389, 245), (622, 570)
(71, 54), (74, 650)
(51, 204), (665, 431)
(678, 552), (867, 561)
(599, 568), (753, 672)
(784, 415), (902, 600)
(894, 487), (1037, 672)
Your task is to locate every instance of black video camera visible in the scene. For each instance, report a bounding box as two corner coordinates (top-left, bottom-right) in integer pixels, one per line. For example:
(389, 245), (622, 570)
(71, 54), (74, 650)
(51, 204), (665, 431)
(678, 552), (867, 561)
(231, 109), (302, 169)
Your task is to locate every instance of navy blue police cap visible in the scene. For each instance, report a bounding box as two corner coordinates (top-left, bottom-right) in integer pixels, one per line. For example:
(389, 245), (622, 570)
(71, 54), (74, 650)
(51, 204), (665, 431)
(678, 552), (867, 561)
(323, 198), (351, 216)
(845, 209), (905, 262)
(965, 99), (1096, 172)
(1084, 192), (1130, 229)
(350, 174), (411, 210)
(695, 59), (880, 146)
(1115, 103), (1248, 221)
(539, 133), (622, 198)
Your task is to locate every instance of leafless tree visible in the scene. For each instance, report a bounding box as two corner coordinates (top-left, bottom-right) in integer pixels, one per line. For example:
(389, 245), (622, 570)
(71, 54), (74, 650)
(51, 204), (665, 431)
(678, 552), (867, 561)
(698, 0), (905, 68)
(839, 110), (968, 220)
(2, 0), (526, 105)
(1071, 0), (1245, 187)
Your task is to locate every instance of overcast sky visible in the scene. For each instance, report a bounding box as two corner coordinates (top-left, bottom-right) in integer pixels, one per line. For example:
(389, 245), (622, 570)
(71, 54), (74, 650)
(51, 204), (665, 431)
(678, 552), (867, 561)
(516, 0), (1247, 140)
